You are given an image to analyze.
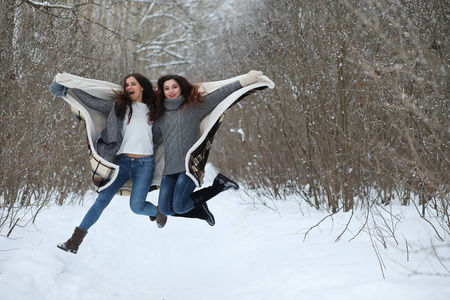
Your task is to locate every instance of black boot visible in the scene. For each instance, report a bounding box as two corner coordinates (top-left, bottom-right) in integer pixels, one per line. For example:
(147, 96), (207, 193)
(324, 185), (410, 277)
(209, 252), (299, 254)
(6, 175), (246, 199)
(57, 226), (88, 254)
(189, 173), (239, 205)
(214, 173), (239, 191)
(190, 185), (222, 204)
(200, 203), (215, 226)
(173, 203), (215, 226)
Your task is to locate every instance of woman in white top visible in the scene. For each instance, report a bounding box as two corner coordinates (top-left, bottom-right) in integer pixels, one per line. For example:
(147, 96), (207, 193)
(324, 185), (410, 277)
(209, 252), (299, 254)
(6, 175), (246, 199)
(49, 73), (166, 254)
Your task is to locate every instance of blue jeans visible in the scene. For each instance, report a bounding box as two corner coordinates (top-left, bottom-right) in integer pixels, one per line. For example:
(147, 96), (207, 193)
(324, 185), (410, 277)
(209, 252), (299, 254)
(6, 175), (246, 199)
(79, 154), (157, 231)
(158, 172), (196, 216)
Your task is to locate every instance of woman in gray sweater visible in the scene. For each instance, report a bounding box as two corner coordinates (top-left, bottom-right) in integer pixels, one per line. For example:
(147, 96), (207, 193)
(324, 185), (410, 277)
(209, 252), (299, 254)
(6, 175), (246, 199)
(153, 71), (263, 225)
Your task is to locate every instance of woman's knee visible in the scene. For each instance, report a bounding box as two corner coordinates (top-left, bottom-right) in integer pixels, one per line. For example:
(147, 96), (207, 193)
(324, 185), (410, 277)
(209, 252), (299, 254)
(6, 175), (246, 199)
(172, 201), (190, 214)
(158, 205), (172, 216)
(130, 202), (148, 215)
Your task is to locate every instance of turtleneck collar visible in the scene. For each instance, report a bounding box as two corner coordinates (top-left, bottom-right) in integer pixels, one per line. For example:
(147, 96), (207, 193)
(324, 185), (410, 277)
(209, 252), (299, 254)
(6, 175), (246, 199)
(163, 95), (186, 111)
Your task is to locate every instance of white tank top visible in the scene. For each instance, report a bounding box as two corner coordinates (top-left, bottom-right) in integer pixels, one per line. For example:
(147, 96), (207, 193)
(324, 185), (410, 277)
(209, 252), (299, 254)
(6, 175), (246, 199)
(117, 102), (154, 156)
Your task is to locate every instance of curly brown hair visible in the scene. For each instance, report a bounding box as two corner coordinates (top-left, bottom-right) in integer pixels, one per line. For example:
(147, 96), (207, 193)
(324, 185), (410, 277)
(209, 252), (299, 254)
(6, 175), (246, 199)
(114, 73), (162, 123)
(155, 75), (204, 118)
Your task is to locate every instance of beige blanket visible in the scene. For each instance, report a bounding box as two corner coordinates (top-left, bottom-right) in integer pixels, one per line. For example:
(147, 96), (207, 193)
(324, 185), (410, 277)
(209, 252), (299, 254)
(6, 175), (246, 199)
(53, 73), (275, 194)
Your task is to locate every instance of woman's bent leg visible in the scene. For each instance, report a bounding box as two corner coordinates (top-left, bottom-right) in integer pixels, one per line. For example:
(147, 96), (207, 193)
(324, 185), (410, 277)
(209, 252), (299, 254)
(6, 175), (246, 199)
(158, 174), (177, 216)
(129, 155), (158, 216)
(171, 172), (196, 214)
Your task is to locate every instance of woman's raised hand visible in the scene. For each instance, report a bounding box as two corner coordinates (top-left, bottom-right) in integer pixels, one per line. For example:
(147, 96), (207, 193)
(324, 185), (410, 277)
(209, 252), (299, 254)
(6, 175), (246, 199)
(239, 70), (263, 87)
(49, 82), (68, 97)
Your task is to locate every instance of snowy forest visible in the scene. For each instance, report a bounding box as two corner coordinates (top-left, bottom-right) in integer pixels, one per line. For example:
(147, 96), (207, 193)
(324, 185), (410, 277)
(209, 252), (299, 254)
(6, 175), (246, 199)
(1, 0), (449, 244)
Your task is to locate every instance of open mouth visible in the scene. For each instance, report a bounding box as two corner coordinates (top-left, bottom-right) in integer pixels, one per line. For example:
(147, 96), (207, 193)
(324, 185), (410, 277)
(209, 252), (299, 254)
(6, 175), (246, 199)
(128, 91), (135, 96)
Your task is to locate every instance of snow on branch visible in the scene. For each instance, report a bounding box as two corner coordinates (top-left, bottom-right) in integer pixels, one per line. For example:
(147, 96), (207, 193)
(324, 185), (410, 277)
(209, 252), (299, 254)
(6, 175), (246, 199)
(112, 0), (181, 5)
(145, 60), (195, 69)
(24, 1), (153, 45)
(24, 0), (75, 10)
(143, 13), (194, 31)
(25, 0), (180, 10)
(79, 13), (153, 45)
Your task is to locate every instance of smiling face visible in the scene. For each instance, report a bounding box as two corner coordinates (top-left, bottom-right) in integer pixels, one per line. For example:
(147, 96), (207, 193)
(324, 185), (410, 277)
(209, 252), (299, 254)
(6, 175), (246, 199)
(125, 76), (144, 102)
(163, 79), (182, 99)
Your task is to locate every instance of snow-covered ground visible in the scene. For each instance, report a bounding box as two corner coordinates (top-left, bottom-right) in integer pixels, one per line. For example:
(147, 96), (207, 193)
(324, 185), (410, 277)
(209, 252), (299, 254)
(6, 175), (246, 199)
(1, 168), (449, 300)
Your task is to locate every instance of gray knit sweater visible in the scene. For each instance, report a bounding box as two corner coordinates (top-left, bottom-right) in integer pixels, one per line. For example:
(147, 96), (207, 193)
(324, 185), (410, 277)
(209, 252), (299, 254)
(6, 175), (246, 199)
(153, 81), (242, 176)
(72, 89), (124, 158)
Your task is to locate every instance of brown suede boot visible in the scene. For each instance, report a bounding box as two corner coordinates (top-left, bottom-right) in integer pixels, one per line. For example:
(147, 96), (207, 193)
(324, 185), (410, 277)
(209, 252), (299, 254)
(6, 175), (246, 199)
(57, 226), (88, 254)
(149, 207), (167, 228)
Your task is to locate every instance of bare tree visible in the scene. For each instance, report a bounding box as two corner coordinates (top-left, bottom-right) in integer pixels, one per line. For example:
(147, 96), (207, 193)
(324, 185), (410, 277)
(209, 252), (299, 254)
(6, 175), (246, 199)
(0, 0), (220, 234)
(198, 0), (449, 230)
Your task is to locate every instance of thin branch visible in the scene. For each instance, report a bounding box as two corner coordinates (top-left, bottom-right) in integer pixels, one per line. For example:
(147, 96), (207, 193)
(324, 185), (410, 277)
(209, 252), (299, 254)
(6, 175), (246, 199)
(302, 206), (343, 241)
(7, 218), (20, 237)
(411, 199), (444, 242)
(144, 60), (195, 69)
(335, 208), (354, 242)
(430, 239), (450, 274)
(24, 0), (73, 10)
(0, 115), (17, 121)
(23, 0), (153, 45)
(79, 14), (153, 45)
(367, 225), (386, 279)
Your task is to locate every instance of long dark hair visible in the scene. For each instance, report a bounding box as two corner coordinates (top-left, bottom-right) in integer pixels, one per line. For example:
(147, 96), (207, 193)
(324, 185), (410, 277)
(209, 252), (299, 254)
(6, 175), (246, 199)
(115, 73), (161, 123)
(155, 75), (203, 118)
